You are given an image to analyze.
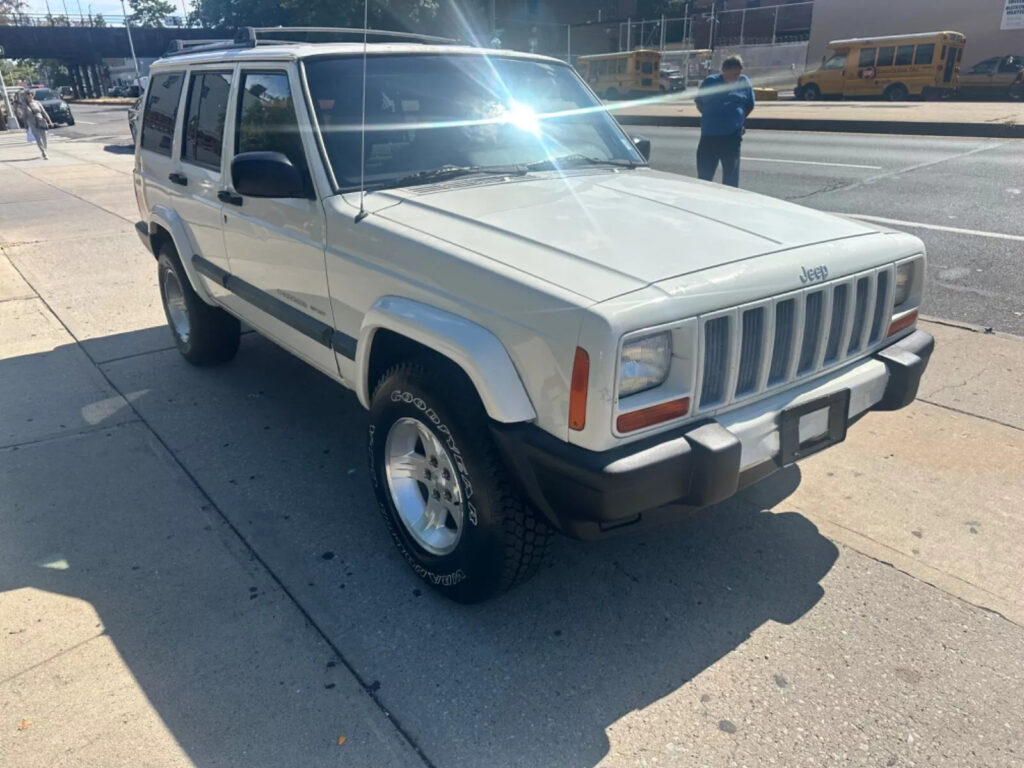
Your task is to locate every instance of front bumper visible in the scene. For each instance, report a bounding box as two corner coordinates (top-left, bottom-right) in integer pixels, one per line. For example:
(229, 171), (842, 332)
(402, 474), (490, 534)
(492, 330), (934, 540)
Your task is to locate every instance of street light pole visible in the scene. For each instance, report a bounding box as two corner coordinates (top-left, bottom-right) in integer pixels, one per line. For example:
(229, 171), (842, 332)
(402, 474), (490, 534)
(119, 0), (141, 82)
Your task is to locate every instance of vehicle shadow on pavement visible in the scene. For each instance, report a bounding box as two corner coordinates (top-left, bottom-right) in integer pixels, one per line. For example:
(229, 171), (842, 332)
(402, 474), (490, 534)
(103, 144), (134, 155)
(1, 329), (838, 767)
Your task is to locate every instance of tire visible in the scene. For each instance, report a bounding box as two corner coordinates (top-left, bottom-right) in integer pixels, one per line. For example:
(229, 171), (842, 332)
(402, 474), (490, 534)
(65, 116), (75, 126)
(368, 362), (553, 603)
(800, 84), (820, 101)
(157, 244), (240, 366)
(884, 83), (909, 102)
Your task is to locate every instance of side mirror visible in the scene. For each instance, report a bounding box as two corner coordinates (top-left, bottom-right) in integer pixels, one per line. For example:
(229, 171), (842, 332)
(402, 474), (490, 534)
(232, 151), (307, 199)
(632, 135), (651, 162)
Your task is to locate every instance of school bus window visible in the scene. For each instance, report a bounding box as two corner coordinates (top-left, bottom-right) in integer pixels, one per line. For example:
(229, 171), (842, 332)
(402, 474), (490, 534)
(858, 48), (877, 68)
(641, 61), (654, 74)
(618, 60), (627, 74)
(914, 44), (935, 65)
(877, 46), (895, 67)
(895, 45), (914, 66)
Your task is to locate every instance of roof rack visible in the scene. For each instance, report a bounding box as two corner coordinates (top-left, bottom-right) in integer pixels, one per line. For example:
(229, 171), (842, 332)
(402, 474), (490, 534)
(164, 26), (461, 58)
(236, 26), (459, 46)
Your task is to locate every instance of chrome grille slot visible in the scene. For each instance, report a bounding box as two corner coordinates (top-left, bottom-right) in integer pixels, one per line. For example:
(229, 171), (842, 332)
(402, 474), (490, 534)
(735, 308), (764, 397)
(798, 291), (824, 374)
(700, 316), (730, 407)
(824, 283), (848, 364)
(848, 277), (870, 354)
(768, 299), (796, 385)
(869, 270), (890, 343)
(691, 264), (899, 416)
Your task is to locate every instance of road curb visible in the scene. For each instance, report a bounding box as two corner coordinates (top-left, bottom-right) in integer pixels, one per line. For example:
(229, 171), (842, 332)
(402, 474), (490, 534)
(615, 114), (1024, 139)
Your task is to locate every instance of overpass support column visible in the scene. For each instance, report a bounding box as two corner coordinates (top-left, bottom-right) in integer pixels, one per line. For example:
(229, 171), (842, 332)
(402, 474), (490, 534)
(69, 67), (84, 100)
(90, 63), (104, 98)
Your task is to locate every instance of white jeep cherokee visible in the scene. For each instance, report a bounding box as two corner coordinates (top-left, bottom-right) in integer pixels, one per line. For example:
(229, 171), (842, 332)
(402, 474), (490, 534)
(134, 29), (933, 603)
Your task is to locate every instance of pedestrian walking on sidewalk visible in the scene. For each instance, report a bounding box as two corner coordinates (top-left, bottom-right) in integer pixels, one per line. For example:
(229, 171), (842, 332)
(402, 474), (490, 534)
(25, 90), (55, 160)
(695, 56), (755, 188)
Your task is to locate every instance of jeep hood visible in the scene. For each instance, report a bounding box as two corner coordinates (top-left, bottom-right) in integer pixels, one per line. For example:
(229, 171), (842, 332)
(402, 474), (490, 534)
(372, 169), (879, 302)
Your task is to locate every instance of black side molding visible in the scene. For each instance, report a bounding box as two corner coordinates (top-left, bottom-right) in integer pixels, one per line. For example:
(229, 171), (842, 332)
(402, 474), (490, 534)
(190, 254), (357, 360)
(135, 221), (153, 255)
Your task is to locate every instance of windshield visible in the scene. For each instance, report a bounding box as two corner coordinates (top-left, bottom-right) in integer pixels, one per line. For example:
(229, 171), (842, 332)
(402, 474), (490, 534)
(305, 54), (644, 190)
(33, 89), (56, 101)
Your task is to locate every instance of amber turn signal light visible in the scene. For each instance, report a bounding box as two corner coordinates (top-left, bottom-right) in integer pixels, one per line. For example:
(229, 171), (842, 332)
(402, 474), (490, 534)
(616, 397), (690, 434)
(887, 309), (919, 337)
(569, 347), (589, 431)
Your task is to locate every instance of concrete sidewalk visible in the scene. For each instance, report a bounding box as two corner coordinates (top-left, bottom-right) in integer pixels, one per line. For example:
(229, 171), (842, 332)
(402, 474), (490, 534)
(613, 97), (1024, 137)
(2, 137), (1023, 767)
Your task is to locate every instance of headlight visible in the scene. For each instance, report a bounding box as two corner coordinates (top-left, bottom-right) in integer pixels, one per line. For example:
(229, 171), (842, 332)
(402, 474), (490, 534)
(619, 332), (672, 397)
(894, 262), (914, 306)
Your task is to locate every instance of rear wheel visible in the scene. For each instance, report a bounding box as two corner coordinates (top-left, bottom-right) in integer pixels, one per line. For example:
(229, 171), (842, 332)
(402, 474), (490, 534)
(884, 83), (909, 102)
(800, 84), (821, 101)
(368, 362), (553, 603)
(157, 244), (240, 366)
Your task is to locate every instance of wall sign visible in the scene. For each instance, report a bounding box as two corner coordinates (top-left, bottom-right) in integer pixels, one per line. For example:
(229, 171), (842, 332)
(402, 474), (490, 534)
(1004, 0), (1024, 30)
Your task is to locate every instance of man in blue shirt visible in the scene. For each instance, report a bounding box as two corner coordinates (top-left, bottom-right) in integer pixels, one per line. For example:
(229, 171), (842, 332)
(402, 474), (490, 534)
(694, 56), (755, 188)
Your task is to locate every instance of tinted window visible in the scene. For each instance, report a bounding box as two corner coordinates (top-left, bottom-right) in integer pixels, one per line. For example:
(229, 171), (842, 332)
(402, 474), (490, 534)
(895, 46), (914, 66)
(182, 71), (232, 170)
(142, 71), (184, 156)
(641, 61), (654, 74)
(858, 48), (877, 68)
(236, 72), (308, 173)
(877, 46), (895, 67)
(999, 57), (1023, 73)
(914, 44), (935, 65)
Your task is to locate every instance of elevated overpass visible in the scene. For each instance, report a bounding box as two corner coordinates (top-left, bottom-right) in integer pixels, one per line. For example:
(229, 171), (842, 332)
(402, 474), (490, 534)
(0, 22), (230, 96)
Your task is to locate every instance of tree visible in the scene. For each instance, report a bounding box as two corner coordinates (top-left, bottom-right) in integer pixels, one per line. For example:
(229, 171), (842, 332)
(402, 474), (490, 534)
(191, 0), (440, 33)
(92, 12), (107, 27)
(0, 0), (24, 24)
(128, 0), (175, 28)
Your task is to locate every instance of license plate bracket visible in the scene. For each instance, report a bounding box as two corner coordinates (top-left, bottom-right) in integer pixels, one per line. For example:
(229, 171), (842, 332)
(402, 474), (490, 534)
(776, 389), (851, 466)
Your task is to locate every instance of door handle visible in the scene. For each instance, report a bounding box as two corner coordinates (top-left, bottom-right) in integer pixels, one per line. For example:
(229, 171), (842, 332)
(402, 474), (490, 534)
(168, 172), (188, 186)
(218, 190), (243, 206)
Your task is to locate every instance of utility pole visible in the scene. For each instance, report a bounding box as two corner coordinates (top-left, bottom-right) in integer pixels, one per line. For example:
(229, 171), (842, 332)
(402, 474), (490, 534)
(119, 0), (141, 82)
(0, 55), (21, 131)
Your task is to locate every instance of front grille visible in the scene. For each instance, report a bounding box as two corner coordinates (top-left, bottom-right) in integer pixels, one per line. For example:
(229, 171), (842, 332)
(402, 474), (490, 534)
(697, 266), (895, 412)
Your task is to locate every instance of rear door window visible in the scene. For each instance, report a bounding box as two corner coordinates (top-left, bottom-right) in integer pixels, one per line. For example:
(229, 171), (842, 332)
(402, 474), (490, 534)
(914, 44), (935, 65)
(181, 71), (232, 171)
(895, 46), (914, 66)
(141, 71), (184, 156)
(877, 47), (895, 67)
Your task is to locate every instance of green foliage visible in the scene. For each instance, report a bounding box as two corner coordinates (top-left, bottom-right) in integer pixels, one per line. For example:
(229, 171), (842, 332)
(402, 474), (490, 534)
(92, 13), (107, 27)
(128, 0), (175, 27)
(191, 0), (440, 33)
(1, 59), (40, 85)
(0, 0), (24, 24)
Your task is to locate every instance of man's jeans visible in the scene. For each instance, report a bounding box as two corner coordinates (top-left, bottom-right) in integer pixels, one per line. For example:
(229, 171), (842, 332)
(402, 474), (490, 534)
(696, 133), (742, 187)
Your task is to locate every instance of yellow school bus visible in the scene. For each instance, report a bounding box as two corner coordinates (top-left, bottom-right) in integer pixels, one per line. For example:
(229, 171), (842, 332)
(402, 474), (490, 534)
(577, 50), (661, 100)
(796, 31), (966, 101)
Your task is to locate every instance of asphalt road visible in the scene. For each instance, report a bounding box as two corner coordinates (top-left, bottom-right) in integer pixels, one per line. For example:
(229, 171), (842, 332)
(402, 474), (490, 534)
(641, 126), (1024, 336)
(53, 106), (1024, 335)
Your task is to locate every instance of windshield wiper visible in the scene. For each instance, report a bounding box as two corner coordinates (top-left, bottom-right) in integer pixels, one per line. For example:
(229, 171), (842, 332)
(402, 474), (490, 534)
(523, 155), (642, 172)
(383, 164), (527, 190)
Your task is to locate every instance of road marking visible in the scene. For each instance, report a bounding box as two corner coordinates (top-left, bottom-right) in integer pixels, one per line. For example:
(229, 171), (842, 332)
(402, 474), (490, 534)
(835, 213), (1024, 243)
(745, 156), (882, 170)
(72, 120), (95, 124)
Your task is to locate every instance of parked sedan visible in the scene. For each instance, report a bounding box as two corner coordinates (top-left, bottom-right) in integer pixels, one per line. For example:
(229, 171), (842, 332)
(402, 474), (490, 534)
(31, 88), (75, 126)
(958, 55), (1024, 100)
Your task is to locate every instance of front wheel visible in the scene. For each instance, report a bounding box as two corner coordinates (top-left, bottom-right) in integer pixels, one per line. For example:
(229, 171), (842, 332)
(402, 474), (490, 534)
(368, 362), (553, 603)
(799, 84), (820, 101)
(65, 116), (75, 126)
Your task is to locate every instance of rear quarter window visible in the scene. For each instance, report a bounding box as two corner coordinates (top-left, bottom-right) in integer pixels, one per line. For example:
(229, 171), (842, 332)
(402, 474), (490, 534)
(141, 71), (184, 157)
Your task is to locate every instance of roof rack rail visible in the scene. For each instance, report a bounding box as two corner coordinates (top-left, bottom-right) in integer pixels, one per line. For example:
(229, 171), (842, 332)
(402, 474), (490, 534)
(164, 39), (244, 57)
(235, 26), (460, 46)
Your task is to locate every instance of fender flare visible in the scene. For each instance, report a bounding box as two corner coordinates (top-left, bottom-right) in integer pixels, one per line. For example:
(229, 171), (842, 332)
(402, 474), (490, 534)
(356, 297), (537, 424)
(145, 206), (217, 305)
